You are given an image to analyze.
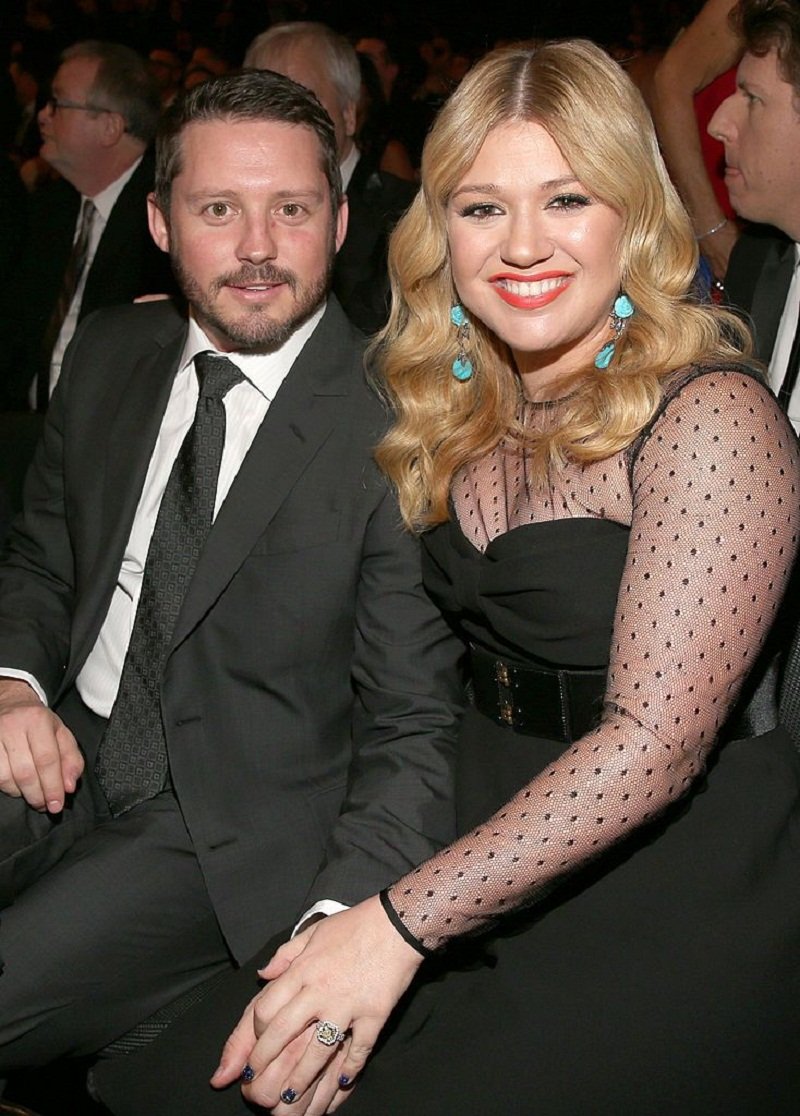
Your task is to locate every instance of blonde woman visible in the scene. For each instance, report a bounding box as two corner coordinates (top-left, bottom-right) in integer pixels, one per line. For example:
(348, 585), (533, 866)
(99, 39), (800, 1116)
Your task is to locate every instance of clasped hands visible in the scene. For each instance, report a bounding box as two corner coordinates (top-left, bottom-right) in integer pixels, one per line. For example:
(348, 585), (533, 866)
(212, 894), (424, 1114)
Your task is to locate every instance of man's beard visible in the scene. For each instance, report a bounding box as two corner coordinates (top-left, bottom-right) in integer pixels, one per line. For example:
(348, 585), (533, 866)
(171, 250), (335, 354)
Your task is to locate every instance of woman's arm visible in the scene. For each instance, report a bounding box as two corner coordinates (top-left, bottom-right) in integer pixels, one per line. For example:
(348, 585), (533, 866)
(652, 0), (742, 279)
(216, 371), (799, 1113)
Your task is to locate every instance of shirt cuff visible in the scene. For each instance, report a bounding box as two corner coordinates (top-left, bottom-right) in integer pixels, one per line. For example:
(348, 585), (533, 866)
(0, 670), (48, 705)
(292, 899), (349, 937)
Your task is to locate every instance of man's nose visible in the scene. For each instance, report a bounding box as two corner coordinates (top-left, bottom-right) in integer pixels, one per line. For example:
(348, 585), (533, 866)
(237, 215), (278, 264)
(708, 93), (736, 144)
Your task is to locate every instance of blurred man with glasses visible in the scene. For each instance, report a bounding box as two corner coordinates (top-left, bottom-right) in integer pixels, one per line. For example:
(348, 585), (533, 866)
(0, 41), (176, 413)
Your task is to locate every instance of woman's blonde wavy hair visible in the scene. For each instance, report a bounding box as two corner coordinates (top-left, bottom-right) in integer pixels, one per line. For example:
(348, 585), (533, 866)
(372, 38), (751, 530)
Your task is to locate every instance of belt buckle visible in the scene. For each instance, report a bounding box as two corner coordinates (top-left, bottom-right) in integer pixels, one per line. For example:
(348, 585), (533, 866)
(495, 660), (515, 726)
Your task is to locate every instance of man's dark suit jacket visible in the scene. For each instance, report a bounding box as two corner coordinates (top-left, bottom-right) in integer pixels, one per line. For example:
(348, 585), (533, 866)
(724, 225), (800, 741)
(333, 155), (416, 334)
(0, 297), (462, 963)
(725, 224), (795, 364)
(0, 150), (177, 410)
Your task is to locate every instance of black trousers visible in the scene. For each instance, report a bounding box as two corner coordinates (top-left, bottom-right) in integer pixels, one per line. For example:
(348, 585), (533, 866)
(0, 688), (234, 1070)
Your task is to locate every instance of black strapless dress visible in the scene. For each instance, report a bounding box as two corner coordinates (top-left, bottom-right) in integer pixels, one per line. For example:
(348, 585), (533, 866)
(343, 370), (800, 1115)
(343, 515), (800, 1116)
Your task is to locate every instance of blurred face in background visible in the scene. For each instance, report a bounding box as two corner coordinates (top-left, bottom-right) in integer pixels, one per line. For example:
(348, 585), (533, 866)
(709, 47), (800, 239)
(38, 55), (110, 180)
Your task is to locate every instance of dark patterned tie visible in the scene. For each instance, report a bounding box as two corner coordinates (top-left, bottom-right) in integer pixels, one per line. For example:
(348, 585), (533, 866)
(95, 352), (246, 816)
(37, 197), (97, 411)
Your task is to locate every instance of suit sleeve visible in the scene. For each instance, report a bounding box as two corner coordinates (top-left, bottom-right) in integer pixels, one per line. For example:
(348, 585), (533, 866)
(0, 338), (79, 700)
(302, 483), (465, 909)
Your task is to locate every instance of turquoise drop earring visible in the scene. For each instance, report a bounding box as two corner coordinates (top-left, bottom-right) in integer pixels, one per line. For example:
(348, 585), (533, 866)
(450, 304), (474, 381)
(595, 293), (634, 370)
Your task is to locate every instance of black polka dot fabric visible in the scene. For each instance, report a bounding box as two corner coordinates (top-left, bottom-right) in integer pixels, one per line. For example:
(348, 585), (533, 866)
(386, 366), (800, 951)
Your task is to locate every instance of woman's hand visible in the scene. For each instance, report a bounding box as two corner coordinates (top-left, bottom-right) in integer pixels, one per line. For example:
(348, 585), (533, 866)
(211, 895), (424, 1113)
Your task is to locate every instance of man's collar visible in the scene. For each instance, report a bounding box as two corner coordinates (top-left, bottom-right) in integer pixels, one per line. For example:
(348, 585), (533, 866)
(179, 303), (327, 400)
(85, 155), (143, 222)
(340, 146), (360, 192)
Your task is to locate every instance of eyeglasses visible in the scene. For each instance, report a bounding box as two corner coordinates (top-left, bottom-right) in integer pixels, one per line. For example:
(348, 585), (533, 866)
(44, 95), (117, 116)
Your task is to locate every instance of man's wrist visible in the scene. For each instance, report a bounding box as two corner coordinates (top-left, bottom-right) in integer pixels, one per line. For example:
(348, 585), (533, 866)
(0, 672), (47, 704)
(292, 899), (350, 937)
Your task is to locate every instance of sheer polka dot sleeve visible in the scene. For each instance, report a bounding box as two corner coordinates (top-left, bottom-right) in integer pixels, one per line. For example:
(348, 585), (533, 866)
(384, 369), (800, 953)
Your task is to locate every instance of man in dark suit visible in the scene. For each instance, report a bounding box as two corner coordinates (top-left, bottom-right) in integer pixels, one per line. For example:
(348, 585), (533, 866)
(0, 40), (177, 412)
(244, 23), (416, 334)
(0, 69), (461, 1072)
(708, 0), (800, 430)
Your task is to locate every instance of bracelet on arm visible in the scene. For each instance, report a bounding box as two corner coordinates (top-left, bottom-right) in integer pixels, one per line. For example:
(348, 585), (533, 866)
(696, 217), (728, 240)
(379, 888), (436, 959)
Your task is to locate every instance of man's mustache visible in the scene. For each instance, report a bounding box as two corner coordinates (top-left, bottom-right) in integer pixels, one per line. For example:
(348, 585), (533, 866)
(212, 265), (298, 294)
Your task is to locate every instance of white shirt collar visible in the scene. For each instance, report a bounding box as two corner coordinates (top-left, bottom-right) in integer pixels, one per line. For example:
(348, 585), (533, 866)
(340, 146), (360, 192)
(179, 302), (327, 401)
(85, 155), (142, 223)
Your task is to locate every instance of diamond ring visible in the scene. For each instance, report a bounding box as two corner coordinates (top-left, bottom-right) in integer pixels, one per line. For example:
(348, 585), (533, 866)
(315, 1019), (348, 1046)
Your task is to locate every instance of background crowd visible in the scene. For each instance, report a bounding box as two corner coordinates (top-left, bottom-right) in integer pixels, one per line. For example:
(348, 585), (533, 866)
(0, 0), (727, 542)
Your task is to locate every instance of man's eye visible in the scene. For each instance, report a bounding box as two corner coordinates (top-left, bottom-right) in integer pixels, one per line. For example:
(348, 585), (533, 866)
(281, 203), (306, 218)
(205, 202), (231, 218)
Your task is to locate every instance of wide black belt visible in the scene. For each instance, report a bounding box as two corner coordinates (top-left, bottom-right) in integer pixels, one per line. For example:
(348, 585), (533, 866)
(469, 644), (607, 743)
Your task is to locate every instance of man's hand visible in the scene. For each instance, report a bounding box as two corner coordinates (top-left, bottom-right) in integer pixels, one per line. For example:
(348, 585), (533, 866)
(0, 679), (83, 812)
(212, 895), (424, 1113)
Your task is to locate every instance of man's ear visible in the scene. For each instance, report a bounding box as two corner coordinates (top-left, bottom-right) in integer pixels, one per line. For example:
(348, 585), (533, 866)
(99, 110), (127, 147)
(343, 98), (357, 141)
(335, 196), (348, 253)
(147, 192), (170, 253)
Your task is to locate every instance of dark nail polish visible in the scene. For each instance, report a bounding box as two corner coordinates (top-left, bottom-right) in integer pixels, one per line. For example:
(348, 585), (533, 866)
(241, 1064), (255, 1083)
(280, 1087), (298, 1103)
(338, 1075), (351, 1088)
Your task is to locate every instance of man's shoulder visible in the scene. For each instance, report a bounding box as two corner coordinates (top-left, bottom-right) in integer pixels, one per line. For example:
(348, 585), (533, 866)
(72, 298), (187, 356)
(310, 299), (388, 420)
(728, 223), (791, 278)
(313, 296), (369, 359)
(115, 148), (156, 201)
(347, 158), (415, 213)
(27, 174), (78, 223)
(726, 223), (793, 312)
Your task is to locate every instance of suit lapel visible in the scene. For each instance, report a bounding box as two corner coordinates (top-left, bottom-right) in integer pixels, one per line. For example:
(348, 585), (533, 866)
(170, 301), (359, 648)
(70, 320), (185, 670)
(749, 236), (795, 363)
(99, 332), (184, 560)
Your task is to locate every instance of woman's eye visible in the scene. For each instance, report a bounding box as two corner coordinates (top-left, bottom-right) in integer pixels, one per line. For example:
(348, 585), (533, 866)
(547, 193), (591, 211)
(459, 203), (502, 219)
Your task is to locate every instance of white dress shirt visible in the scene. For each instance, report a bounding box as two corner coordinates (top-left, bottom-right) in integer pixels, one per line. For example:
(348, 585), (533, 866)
(340, 145), (359, 192)
(37, 158), (143, 406)
(767, 242), (800, 434)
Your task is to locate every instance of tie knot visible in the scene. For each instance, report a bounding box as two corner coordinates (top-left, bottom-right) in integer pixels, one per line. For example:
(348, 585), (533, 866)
(194, 352), (246, 401)
(78, 196), (96, 232)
